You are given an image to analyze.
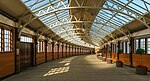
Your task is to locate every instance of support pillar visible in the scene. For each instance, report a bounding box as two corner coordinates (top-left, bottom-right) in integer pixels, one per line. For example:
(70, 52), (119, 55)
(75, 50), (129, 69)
(129, 37), (134, 67)
(68, 45), (70, 57)
(52, 42), (54, 60)
(45, 40), (47, 62)
(65, 44), (67, 57)
(14, 28), (20, 73)
(72, 46), (73, 56)
(80, 47), (81, 55)
(62, 44), (64, 58)
(57, 43), (59, 59)
(74, 46), (77, 56)
(117, 41), (120, 60)
(110, 43), (112, 58)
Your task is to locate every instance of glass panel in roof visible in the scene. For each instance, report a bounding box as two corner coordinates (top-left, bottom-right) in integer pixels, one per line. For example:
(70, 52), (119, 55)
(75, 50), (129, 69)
(90, 0), (150, 41)
(21, 0), (150, 47)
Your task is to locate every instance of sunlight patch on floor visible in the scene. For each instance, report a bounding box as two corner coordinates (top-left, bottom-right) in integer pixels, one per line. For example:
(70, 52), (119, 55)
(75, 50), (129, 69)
(43, 66), (70, 76)
(43, 62), (71, 77)
(58, 56), (77, 64)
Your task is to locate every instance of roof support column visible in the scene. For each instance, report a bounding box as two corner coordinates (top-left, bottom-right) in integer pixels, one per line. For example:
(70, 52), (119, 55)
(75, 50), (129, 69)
(65, 44), (67, 57)
(62, 44), (64, 58)
(57, 43), (59, 59)
(52, 42), (55, 60)
(45, 40), (48, 62)
(110, 43), (113, 58)
(129, 37), (134, 67)
(117, 41), (120, 60)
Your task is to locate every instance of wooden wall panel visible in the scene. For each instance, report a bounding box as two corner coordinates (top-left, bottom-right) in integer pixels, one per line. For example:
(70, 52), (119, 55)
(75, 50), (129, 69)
(47, 52), (52, 61)
(54, 45), (58, 59)
(76, 48), (79, 55)
(36, 52), (45, 65)
(70, 47), (72, 56)
(133, 54), (140, 67)
(83, 49), (85, 54)
(133, 54), (150, 70)
(142, 54), (150, 70)
(47, 44), (52, 61)
(119, 54), (130, 65)
(112, 52), (117, 62)
(67, 47), (70, 57)
(73, 47), (75, 55)
(0, 53), (15, 78)
(81, 49), (83, 55)
(73, 47), (75, 56)
(72, 47), (74, 56)
(59, 45), (62, 58)
(64, 46), (67, 57)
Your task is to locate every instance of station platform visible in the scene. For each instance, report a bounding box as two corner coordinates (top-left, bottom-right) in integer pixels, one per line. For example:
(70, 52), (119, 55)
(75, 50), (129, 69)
(3, 55), (150, 81)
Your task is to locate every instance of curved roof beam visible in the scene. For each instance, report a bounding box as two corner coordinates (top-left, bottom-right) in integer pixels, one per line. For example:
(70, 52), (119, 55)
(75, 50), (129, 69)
(57, 33), (97, 47)
(41, 20), (126, 40)
(20, 0), (150, 46)
(108, 0), (142, 16)
(20, 0), (150, 41)
(33, 2), (150, 30)
(49, 28), (105, 45)
(94, 0), (133, 32)
(47, 25), (112, 43)
(60, 33), (105, 43)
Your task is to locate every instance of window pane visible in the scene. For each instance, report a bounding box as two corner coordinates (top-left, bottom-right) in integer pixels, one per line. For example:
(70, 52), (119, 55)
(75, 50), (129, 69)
(123, 42), (126, 53)
(116, 43), (118, 53)
(127, 42), (130, 53)
(134, 39), (139, 53)
(140, 39), (145, 51)
(120, 42), (122, 50)
(37, 41), (40, 52)
(37, 41), (45, 52)
(4, 30), (11, 52)
(40, 42), (42, 52)
(20, 36), (32, 43)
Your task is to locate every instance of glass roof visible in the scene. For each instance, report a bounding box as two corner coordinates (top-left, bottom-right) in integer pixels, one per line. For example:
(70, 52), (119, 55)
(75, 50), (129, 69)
(90, 0), (150, 43)
(21, 0), (94, 47)
(21, 0), (150, 47)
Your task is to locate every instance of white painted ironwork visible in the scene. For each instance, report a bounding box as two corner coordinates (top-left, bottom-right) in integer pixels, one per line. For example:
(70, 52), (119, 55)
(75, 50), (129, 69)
(20, 0), (150, 48)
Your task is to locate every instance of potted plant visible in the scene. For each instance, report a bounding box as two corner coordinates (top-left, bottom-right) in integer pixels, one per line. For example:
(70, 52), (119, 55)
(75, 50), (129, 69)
(116, 60), (123, 67)
(135, 48), (147, 75)
(107, 50), (112, 64)
(116, 49), (123, 67)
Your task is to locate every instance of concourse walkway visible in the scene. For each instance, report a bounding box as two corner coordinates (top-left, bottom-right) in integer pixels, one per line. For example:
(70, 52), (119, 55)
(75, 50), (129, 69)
(3, 55), (150, 81)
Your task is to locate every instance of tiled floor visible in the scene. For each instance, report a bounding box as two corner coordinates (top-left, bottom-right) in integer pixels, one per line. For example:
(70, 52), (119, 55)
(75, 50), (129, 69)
(3, 54), (150, 81)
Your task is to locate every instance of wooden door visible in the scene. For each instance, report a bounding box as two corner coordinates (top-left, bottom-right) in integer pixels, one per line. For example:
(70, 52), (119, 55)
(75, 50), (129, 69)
(20, 43), (33, 70)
